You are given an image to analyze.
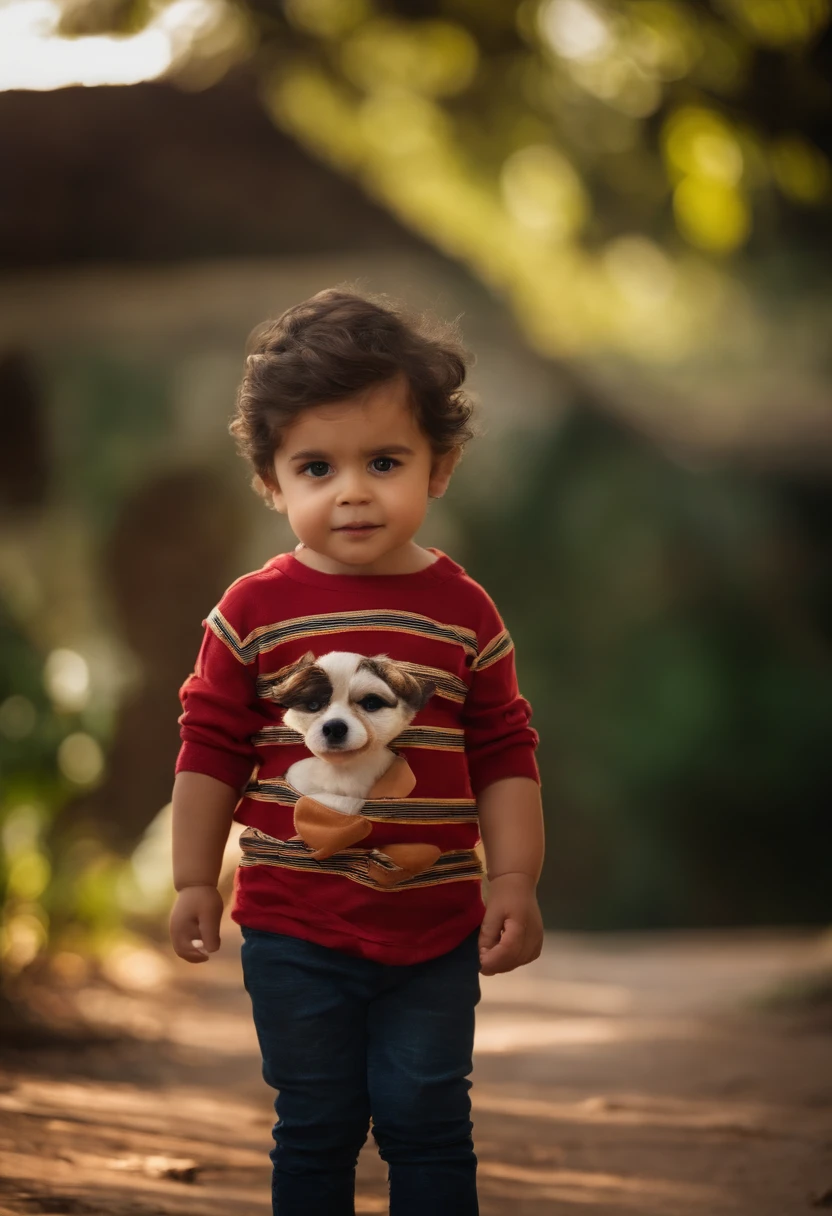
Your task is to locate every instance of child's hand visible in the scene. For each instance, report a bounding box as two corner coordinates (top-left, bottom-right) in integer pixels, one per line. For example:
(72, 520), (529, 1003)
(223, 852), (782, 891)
(478, 873), (543, 976)
(169, 884), (224, 963)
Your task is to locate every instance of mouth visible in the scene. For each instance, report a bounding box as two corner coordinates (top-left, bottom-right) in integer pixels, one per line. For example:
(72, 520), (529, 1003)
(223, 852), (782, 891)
(335, 524), (382, 536)
(318, 738), (372, 760)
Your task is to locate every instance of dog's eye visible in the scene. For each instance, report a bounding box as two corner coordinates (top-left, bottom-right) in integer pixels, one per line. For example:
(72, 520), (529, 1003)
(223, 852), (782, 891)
(306, 700), (322, 712)
(360, 695), (388, 712)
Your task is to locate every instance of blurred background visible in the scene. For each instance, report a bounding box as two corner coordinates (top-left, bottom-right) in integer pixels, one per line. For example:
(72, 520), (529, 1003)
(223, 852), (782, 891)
(1, 0), (831, 1000)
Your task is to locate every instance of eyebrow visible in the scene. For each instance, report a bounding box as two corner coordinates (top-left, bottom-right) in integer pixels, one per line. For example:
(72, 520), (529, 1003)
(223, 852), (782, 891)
(288, 444), (416, 463)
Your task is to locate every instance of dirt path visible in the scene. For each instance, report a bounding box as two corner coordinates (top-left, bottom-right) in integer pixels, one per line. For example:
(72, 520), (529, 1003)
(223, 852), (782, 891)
(0, 921), (830, 1215)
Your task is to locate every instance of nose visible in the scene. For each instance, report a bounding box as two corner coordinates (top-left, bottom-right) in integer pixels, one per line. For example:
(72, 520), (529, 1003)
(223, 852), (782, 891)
(322, 719), (348, 742)
(335, 467), (372, 505)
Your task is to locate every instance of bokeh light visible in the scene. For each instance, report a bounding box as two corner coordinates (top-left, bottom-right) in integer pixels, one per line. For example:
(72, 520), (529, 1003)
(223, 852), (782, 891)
(100, 941), (172, 990)
(673, 176), (751, 253)
(0, 909), (48, 971)
(0, 0), (249, 91)
(714, 0), (830, 47)
(284, 0), (371, 39)
(770, 134), (832, 204)
(1, 804), (44, 856)
(57, 732), (105, 785)
(538, 0), (614, 62)
(116, 804), (175, 915)
(43, 648), (90, 712)
(602, 235), (676, 309)
(6, 850), (51, 901)
(341, 18), (478, 97)
(627, 1), (703, 81)
(663, 106), (744, 185)
(501, 143), (588, 239)
(360, 91), (449, 159)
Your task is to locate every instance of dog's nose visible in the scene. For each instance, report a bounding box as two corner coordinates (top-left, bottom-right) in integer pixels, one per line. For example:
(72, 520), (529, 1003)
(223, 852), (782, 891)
(322, 719), (348, 742)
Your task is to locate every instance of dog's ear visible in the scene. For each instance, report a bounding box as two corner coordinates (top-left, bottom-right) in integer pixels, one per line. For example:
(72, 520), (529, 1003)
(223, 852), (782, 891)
(360, 656), (436, 714)
(270, 650), (322, 707)
(407, 675), (437, 713)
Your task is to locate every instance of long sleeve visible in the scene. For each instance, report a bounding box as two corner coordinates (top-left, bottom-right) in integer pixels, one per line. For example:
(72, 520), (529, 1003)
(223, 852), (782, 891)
(175, 606), (266, 792)
(461, 596), (540, 797)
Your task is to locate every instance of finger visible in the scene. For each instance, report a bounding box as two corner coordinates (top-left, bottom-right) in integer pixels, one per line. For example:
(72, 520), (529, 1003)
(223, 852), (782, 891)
(198, 912), (221, 954)
(478, 913), (505, 953)
(481, 939), (522, 973)
(514, 927), (538, 968)
(170, 913), (211, 963)
(171, 934), (211, 963)
(523, 929), (544, 965)
(479, 919), (526, 974)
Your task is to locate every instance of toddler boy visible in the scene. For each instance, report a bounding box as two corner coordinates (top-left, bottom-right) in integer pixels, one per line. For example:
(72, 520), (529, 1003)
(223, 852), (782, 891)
(169, 288), (545, 1216)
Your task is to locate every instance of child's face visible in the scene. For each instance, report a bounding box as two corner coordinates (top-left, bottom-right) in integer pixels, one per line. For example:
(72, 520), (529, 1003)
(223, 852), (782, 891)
(268, 376), (460, 569)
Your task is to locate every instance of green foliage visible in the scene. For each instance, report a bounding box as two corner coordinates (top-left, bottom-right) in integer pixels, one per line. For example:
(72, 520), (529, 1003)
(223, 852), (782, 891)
(47, 350), (172, 539)
(45, 0), (831, 362)
(0, 590), (170, 975)
(0, 349), (175, 978)
(0, 602), (67, 973)
(460, 411), (832, 928)
(243, 0), (832, 360)
(4, 0), (828, 945)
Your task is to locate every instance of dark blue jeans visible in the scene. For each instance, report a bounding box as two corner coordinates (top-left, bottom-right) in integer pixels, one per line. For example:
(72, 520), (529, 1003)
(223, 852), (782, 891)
(240, 925), (481, 1216)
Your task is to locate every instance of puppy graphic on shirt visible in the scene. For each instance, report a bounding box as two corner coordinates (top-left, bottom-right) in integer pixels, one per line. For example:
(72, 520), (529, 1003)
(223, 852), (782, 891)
(271, 651), (441, 886)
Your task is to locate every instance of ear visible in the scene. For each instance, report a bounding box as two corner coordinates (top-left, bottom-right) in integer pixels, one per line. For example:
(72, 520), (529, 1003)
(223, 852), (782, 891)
(428, 447), (462, 500)
(269, 478), (287, 515)
(360, 657), (436, 714)
(260, 459), (287, 514)
(407, 674), (437, 713)
(270, 650), (317, 705)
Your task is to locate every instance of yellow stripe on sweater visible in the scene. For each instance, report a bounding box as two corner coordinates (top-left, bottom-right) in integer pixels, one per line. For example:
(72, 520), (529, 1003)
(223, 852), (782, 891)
(238, 827), (483, 891)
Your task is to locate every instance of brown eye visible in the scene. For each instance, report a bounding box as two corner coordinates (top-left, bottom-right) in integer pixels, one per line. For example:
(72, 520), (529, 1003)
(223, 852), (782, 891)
(361, 695), (388, 712)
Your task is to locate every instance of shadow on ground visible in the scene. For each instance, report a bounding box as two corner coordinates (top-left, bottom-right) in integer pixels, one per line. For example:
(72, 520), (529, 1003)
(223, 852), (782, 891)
(1, 922), (831, 1215)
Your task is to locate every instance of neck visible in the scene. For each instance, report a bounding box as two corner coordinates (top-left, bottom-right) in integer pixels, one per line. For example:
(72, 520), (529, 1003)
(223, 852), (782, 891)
(293, 542), (438, 576)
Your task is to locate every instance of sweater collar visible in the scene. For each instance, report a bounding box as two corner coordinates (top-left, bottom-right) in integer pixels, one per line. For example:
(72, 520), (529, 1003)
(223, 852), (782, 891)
(271, 547), (463, 590)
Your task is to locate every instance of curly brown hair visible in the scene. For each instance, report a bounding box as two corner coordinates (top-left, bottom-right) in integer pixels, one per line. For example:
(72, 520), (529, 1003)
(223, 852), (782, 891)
(229, 286), (479, 504)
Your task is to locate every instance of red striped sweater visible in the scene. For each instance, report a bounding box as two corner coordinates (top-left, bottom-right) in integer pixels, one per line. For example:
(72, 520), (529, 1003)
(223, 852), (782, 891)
(175, 547), (541, 965)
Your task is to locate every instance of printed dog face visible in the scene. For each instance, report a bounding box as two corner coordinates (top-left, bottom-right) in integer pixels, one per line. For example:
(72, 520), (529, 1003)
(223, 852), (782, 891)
(271, 651), (436, 759)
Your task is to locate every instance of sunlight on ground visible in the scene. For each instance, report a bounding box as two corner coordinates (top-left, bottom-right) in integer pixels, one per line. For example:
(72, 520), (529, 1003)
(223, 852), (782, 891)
(69, 981), (259, 1053)
(474, 1086), (779, 1136)
(2, 931), (831, 1215)
(477, 975), (634, 1013)
(479, 1159), (723, 1205)
(474, 1011), (701, 1051)
(0, 1078), (262, 1134)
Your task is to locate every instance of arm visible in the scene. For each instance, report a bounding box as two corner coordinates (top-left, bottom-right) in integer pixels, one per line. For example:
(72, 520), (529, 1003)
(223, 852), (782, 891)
(169, 771), (239, 963)
(169, 601), (264, 963)
(478, 775), (545, 886)
(461, 594), (545, 975)
(477, 775), (545, 976)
